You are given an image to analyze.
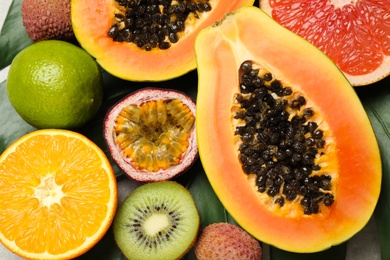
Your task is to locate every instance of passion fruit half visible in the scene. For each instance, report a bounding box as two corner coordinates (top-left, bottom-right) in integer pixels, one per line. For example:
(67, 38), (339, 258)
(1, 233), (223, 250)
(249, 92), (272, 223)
(104, 88), (198, 182)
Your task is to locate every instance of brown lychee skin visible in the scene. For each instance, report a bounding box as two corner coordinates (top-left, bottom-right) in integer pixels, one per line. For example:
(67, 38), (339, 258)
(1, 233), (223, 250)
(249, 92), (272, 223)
(195, 222), (262, 260)
(21, 0), (74, 41)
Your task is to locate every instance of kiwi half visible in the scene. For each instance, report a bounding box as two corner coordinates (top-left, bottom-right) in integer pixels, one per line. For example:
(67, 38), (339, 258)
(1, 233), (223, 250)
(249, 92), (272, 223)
(113, 181), (200, 259)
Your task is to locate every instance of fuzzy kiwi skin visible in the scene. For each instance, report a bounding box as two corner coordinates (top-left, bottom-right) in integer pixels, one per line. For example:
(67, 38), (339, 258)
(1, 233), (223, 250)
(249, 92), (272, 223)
(113, 181), (200, 260)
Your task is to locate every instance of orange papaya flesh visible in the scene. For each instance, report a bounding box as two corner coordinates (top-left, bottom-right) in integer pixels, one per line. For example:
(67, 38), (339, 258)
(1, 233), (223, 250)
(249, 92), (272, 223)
(195, 6), (381, 253)
(71, 0), (254, 82)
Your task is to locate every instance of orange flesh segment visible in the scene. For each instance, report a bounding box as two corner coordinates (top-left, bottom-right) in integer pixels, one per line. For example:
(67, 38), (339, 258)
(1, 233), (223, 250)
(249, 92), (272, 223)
(0, 130), (117, 259)
(268, 0), (390, 76)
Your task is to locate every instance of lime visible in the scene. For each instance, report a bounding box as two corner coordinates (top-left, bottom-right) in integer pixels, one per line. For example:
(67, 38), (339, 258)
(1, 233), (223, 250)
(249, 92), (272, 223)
(7, 40), (103, 129)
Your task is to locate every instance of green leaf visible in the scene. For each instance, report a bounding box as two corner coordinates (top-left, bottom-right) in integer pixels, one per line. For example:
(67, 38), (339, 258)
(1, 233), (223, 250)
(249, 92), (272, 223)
(186, 160), (229, 228)
(75, 228), (126, 260)
(270, 243), (347, 260)
(356, 77), (390, 260)
(0, 0), (33, 69)
(0, 80), (35, 153)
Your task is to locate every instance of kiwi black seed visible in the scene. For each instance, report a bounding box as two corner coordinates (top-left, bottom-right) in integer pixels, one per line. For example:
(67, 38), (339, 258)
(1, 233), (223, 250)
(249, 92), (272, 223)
(113, 181), (200, 259)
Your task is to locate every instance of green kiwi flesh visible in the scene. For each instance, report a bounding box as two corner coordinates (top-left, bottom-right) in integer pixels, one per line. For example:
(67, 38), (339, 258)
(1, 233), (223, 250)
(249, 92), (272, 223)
(113, 181), (200, 259)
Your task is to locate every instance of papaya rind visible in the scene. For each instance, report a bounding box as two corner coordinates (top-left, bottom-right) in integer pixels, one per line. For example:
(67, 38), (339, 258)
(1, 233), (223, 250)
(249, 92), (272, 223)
(71, 0), (255, 82)
(195, 6), (381, 253)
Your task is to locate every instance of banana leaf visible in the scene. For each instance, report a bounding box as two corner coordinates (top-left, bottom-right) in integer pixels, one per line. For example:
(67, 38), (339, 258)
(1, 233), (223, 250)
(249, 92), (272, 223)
(0, 0), (388, 259)
(0, 0), (32, 69)
(356, 77), (390, 260)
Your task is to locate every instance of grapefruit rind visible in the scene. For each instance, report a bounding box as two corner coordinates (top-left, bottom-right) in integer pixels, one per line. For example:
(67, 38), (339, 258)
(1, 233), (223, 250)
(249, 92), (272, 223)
(259, 1), (390, 86)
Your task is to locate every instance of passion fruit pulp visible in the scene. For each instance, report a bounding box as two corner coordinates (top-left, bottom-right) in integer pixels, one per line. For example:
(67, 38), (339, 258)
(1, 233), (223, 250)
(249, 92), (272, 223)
(104, 88), (198, 182)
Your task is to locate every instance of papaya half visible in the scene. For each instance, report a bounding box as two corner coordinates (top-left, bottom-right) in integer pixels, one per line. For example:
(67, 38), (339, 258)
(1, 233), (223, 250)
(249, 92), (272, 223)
(195, 6), (381, 253)
(71, 0), (254, 82)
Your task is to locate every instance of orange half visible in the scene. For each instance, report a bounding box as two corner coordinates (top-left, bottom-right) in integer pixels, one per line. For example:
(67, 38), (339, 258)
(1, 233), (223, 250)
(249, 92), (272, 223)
(0, 129), (117, 259)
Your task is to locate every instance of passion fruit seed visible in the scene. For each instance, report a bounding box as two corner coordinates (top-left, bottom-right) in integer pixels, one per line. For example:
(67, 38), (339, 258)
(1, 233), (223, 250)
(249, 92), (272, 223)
(234, 60), (334, 215)
(109, 0), (212, 51)
(114, 98), (195, 172)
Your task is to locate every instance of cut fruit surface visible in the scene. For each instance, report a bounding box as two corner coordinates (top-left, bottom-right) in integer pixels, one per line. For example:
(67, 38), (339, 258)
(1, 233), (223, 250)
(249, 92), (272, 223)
(113, 181), (200, 259)
(195, 6), (381, 253)
(71, 0), (255, 81)
(0, 129), (117, 259)
(104, 88), (198, 182)
(260, 0), (390, 86)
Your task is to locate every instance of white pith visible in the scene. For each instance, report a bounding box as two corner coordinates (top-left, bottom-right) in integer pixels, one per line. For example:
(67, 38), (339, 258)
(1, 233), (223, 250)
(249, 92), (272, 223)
(34, 174), (65, 208)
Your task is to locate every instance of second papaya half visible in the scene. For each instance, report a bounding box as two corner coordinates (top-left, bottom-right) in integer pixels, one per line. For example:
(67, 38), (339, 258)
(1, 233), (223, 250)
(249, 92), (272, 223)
(195, 6), (381, 253)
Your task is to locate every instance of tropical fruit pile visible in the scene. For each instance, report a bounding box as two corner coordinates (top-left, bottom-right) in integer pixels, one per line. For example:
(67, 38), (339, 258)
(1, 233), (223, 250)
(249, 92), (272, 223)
(0, 0), (388, 259)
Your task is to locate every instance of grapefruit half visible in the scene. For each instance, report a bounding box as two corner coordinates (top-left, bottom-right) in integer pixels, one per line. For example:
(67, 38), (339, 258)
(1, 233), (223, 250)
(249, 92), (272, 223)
(260, 0), (390, 86)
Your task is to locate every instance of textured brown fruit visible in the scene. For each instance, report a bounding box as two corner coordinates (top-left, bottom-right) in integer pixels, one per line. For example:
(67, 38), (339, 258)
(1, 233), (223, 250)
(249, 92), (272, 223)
(195, 222), (262, 260)
(22, 0), (74, 41)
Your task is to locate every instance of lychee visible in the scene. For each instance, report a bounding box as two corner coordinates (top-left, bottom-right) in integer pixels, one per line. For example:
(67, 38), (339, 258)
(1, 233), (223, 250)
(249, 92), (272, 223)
(195, 222), (262, 260)
(21, 0), (74, 41)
